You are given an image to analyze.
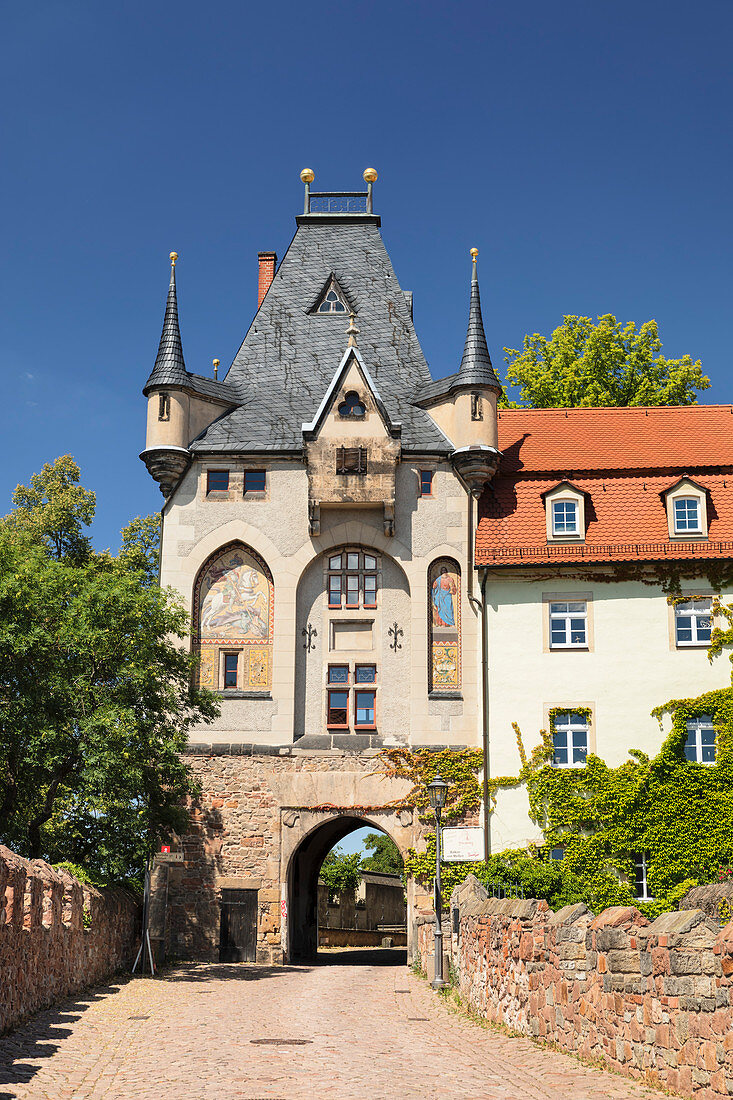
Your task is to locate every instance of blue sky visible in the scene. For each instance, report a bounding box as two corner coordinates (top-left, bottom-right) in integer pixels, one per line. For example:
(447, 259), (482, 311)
(1, 0), (731, 552)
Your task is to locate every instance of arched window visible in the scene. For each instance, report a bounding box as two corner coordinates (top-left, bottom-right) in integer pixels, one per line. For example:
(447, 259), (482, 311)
(428, 557), (461, 693)
(193, 542), (274, 692)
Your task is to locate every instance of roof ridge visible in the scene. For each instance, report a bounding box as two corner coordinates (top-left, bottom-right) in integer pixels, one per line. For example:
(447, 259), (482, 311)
(498, 403), (732, 415)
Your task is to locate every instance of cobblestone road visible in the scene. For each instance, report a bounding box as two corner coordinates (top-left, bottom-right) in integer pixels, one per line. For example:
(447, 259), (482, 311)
(0, 950), (665, 1100)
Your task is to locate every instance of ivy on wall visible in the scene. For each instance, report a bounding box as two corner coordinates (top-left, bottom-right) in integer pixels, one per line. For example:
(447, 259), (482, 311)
(378, 600), (733, 916)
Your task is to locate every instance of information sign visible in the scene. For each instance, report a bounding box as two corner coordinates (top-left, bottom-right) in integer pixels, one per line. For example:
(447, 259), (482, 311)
(441, 826), (484, 862)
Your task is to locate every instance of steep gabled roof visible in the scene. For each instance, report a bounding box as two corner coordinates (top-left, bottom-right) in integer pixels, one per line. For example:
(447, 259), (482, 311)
(190, 216), (450, 454)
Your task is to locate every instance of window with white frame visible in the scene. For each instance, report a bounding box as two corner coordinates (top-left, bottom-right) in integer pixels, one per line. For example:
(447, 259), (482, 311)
(684, 715), (716, 763)
(675, 598), (712, 647)
(327, 550), (378, 609)
(551, 711), (589, 767)
(552, 499), (579, 536)
(673, 496), (701, 534)
(633, 853), (652, 900)
(550, 601), (587, 648)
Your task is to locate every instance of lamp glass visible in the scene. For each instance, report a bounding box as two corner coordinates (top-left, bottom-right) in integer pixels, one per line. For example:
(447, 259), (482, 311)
(427, 774), (449, 809)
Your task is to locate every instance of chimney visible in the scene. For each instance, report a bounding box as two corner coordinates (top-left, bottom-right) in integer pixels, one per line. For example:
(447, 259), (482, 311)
(258, 252), (277, 308)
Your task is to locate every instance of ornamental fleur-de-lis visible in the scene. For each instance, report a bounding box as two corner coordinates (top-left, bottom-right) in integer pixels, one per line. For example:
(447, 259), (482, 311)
(301, 623), (317, 652)
(388, 622), (403, 652)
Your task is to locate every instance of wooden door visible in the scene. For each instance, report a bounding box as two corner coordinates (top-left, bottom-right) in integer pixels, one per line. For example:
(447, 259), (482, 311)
(219, 888), (257, 962)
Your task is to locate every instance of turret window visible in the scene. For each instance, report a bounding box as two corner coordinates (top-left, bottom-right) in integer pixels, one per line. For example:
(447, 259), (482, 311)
(471, 393), (483, 421)
(158, 394), (170, 421)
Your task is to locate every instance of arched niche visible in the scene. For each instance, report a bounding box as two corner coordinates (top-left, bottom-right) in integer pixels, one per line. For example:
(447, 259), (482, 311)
(428, 556), (461, 693)
(192, 541), (274, 691)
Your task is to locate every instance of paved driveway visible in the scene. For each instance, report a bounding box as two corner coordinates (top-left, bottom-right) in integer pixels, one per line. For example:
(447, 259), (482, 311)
(0, 950), (664, 1100)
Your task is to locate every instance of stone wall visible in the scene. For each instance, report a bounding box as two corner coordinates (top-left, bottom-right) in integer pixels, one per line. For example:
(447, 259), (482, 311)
(0, 846), (140, 1034)
(418, 876), (733, 1099)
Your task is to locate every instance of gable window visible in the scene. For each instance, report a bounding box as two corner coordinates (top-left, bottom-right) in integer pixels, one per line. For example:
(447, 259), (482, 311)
(675, 598), (712, 647)
(244, 469), (266, 495)
(158, 393), (170, 421)
(633, 853), (652, 900)
(419, 470), (434, 497)
(207, 469), (230, 493)
(318, 288), (347, 314)
(336, 447), (367, 475)
(552, 500), (578, 535)
(685, 715), (716, 763)
(552, 711), (589, 768)
(549, 601), (587, 648)
(223, 652), (239, 689)
(674, 497), (701, 534)
(328, 551), (378, 609)
(338, 391), (366, 418)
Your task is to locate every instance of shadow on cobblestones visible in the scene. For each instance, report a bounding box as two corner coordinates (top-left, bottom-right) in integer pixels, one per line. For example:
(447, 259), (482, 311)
(0, 983), (124, 1099)
(157, 963), (311, 981)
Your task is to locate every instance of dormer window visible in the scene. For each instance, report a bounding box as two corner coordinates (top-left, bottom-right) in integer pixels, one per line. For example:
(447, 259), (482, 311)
(674, 497), (701, 534)
(552, 500), (578, 536)
(663, 477), (708, 540)
(338, 391), (366, 418)
(543, 482), (586, 542)
(319, 289), (347, 313)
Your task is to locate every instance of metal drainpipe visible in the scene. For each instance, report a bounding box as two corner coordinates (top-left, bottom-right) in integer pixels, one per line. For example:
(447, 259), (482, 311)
(480, 566), (491, 861)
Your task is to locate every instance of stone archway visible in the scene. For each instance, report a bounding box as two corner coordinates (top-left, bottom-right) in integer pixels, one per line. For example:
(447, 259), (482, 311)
(283, 810), (422, 963)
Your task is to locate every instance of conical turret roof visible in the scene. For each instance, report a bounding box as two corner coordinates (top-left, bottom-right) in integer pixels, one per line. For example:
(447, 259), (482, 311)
(456, 252), (501, 390)
(144, 253), (188, 393)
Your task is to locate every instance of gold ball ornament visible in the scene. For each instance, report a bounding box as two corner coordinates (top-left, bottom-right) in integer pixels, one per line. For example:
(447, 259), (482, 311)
(213, 359), (220, 368)
(363, 167), (378, 183)
(169, 251), (178, 265)
(300, 168), (315, 184)
(470, 247), (479, 260)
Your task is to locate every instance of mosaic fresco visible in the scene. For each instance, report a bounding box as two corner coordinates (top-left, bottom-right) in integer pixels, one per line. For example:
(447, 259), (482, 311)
(194, 544), (273, 690)
(429, 558), (461, 692)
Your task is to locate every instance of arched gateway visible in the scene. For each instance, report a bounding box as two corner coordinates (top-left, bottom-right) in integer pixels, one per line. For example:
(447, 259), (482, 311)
(284, 813), (412, 962)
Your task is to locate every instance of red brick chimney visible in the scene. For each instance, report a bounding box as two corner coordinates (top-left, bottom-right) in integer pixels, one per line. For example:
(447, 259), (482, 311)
(258, 252), (277, 308)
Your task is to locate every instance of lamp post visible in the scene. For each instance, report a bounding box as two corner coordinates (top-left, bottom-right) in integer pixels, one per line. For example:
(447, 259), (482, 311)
(427, 773), (449, 989)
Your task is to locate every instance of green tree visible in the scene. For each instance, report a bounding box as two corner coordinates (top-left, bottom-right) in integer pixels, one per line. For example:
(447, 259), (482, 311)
(0, 457), (218, 881)
(360, 832), (404, 876)
(319, 848), (363, 894)
(503, 314), (709, 409)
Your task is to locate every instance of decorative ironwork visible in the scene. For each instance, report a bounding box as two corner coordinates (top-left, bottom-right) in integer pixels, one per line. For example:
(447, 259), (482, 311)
(308, 191), (369, 214)
(302, 623), (317, 652)
(388, 622), (403, 652)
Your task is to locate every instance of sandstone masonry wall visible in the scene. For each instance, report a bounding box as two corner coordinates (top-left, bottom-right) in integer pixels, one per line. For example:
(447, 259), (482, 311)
(0, 846), (140, 1034)
(418, 876), (733, 1100)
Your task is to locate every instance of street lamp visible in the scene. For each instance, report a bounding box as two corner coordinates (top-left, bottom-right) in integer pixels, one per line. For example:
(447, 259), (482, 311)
(427, 773), (449, 989)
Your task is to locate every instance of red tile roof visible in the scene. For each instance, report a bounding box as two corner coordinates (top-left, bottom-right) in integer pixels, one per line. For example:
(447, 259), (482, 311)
(476, 406), (733, 567)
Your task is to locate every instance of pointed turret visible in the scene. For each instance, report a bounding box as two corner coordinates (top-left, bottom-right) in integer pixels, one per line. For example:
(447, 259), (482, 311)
(456, 249), (502, 390)
(143, 252), (188, 393)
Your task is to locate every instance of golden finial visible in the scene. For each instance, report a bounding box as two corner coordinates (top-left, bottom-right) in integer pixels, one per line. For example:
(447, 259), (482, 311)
(213, 358), (220, 380)
(363, 168), (378, 183)
(300, 168), (315, 184)
(347, 312), (359, 348)
(470, 247), (478, 262)
(169, 251), (178, 266)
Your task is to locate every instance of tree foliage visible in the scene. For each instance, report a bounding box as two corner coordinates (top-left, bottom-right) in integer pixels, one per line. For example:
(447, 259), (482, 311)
(360, 832), (404, 876)
(0, 457), (218, 882)
(319, 848), (363, 894)
(502, 314), (709, 409)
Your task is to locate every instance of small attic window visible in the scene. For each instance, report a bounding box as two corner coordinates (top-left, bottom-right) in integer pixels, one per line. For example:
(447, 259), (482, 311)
(319, 289), (347, 314)
(338, 391), (366, 418)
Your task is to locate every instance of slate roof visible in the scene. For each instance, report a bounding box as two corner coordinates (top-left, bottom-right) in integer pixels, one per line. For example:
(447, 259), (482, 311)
(191, 215), (451, 454)
(476, 405), (733, 566)
(456, 260), (502, 389)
